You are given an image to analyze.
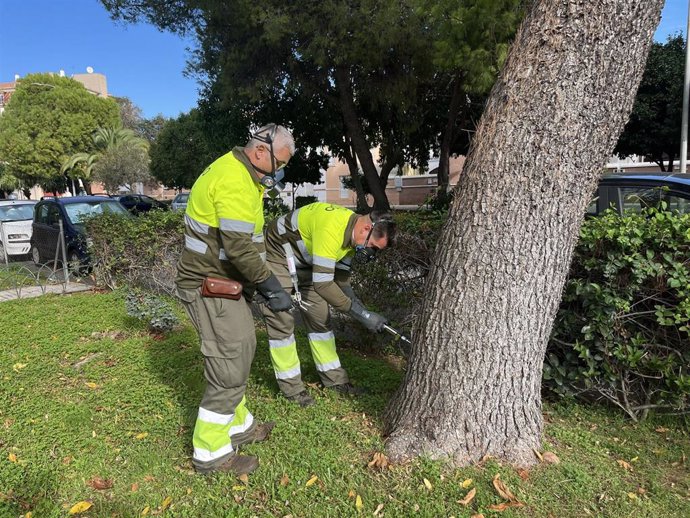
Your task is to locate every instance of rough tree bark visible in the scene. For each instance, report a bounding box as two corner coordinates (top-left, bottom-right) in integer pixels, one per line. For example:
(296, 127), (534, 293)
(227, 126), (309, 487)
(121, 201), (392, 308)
(384, 0), (664, 466)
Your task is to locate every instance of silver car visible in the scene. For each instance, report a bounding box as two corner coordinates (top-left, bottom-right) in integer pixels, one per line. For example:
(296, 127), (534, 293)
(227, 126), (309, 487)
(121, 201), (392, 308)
(171, 192), (189, 211)
(0, 200), (38, 259)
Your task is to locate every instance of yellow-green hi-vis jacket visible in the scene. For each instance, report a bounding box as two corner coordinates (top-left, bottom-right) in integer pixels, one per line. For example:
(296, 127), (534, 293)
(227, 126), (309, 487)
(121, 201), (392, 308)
(176, 147), (271, 291)
(266, 202), (358, 312)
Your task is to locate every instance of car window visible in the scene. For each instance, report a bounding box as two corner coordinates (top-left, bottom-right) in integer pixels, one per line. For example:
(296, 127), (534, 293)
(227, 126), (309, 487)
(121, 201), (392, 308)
(663, 193), (690, 214)
(176, 193), (189, 203)
(47, 205), (61, 226)
(36, 204), (49, 224)
(63, 201), (129, 223)
(618, 186), (661, 213)
(0, 204), (34, 221)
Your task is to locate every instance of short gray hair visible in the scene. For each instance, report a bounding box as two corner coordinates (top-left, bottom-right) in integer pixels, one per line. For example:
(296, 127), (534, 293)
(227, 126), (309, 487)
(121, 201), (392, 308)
(247, 124), (295, 156)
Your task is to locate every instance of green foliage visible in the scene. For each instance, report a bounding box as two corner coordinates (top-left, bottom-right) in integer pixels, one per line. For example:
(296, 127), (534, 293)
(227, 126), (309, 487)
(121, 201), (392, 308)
(125, 289), (180, 332)
(0, 293), (688, 517)
(84, 209), (184, 295)
(615, 34), (686, 170)
(0, 74), (120, 191)
(547, 207), (690, 420)
(263, 196), (290, 223)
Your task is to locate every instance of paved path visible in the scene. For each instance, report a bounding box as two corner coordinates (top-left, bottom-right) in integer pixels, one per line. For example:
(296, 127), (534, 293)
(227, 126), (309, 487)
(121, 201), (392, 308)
(0, 282), (93, 302)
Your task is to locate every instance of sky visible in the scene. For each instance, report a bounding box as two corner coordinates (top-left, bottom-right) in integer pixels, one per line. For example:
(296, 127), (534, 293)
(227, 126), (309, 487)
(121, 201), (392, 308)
(0, 0), (688, 120)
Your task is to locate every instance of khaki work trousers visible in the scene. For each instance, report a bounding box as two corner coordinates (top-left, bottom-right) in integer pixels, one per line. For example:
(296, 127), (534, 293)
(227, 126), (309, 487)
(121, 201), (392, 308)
(176, 286), (258, 473)
(261, 260), (349, 397)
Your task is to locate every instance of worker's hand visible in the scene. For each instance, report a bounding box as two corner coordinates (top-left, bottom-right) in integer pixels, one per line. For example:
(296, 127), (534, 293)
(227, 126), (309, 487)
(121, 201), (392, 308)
(257, 274), (293, 312)
(348, 299), (388, 333)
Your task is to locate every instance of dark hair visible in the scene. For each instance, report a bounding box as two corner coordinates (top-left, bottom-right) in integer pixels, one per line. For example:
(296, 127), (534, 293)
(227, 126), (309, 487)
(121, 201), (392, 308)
(370, 210), (397, 247)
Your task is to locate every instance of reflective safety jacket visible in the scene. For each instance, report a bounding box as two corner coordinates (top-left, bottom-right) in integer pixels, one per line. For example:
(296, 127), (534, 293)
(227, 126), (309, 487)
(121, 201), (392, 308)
(265, 202), (357, 312)
(175, 147), (271, 290)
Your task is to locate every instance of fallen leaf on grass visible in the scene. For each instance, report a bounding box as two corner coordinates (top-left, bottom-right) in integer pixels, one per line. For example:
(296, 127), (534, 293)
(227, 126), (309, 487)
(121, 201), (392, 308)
(87, 477), (113, 490)
(355, 495), (363, 512)
(492, 474), (517, 502)
(542, 452), (560, 464)
(143, 475), (155, 482)
(423, 478), (433, 491)
(461, 478), (473, 489)
(373, 503), (384, 516)
(68, 501), (93, 515)
(348, 489), (356, 498)
(238, 474), (249, 485)
(655, 427), (669, 433)
(160, 496), (172, 511)
(470, 515), (484, 518)
(367, 452), (389, 470)
(85, 382), (99, 389)
(8, 453), (17, 463)
(134, 433), (148, 440)
(279, 474), (289, 487)
(617, 460), (633, 471)
(517, 469), (529, 481)
(12, 363), (27, 373)
(627, 492), (638, 500)
(306, 475), (318, 487)
(131, 483), (139, 492)
(232, 485), (246, 491)
(457, 488), (477, 506)
(488, 502), (524, 511)
(141, 506), (150, 516)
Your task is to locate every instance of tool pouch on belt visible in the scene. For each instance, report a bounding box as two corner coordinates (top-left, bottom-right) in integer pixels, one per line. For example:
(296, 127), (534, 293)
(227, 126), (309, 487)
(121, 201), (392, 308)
(201, 277), (243, 300)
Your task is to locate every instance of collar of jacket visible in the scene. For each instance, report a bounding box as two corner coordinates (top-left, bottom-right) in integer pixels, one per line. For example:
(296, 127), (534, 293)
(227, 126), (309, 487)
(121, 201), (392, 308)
(343, 212), (358, 249)
(232, 147), (262, 184)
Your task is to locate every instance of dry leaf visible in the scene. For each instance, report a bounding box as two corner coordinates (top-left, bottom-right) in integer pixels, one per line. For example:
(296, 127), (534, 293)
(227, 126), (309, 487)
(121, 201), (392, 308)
(131, 483), (139, 492)
(627, 492), (638, 500)
(542, 452), (560, 464)
(143, 475), (155, 482)
(279, 474), (290, 487)
(367, 452), (389, 470)
(88, 477), (113, 490)
(348, 489), (356, 498)
(238, 474), (249, 484)
(461, 478), (473, 489)
(517, 469), (530, 481)
(655, 427), (669, 433)
(492, 474), (517, 502)
(306, 475), (318, 487)
(488, 502), (524, 511)
(12, 363), (27, 373)
(68, 501), (93, 515)
(637, 487), (647, 495)
(617, 460), (633, 471)
(355, 494), (363, 511)
(423, 478), (433, 491)
(373, 503), (384, 516)
(457, 488), (477, 506)
(470, 515), (485, 518)
(85, 382), (99, 389)
(25, 513), (32, 518)
(232, 485), (246, 491)
(141, 506), (150, 516)
(8, 453), (17, 463)
(63, 456), (73, 465)
(134, 433), (148, 440)
(532, 448), (544, 462)
(160, 496), (172, 511)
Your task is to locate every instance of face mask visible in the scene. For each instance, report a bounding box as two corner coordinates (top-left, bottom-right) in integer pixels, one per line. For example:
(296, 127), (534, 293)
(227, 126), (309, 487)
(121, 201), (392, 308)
(354, 225), (378, 263)
(260, 168), (285, 189)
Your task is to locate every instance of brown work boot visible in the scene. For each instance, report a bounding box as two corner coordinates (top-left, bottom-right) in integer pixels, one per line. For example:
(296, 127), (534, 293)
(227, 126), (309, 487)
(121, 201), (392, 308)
(234, 421), (276, 447)
(328, 382), (367, 396)
(204, 454), (259, 476)
(285, 390), (315, 407)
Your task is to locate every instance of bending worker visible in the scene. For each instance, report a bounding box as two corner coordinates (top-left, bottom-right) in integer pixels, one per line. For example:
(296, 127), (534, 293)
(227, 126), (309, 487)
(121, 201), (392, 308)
(262, 202), (396, 407)
(175, 124), (294, 476)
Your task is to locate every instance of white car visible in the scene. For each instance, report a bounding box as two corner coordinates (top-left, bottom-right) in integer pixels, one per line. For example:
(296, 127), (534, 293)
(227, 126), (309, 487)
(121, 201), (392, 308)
(171, 192), (189, 211)
(0, 200), (37, 259)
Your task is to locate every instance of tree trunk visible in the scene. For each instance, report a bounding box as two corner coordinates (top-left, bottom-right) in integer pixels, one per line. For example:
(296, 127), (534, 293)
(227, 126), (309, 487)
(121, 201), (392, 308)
(384, 0), (663, 467)
(342, 139), (370, 212)
(334, 66), (391, 210)
(438, 77), (463, 193)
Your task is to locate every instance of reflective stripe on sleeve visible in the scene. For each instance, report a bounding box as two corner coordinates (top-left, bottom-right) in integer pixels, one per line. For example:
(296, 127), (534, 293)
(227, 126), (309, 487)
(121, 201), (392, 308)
(277, 215), (287, 235)
(252, 232), (264, 243)
(219, 248), (227, 261)
(313, 255), (336, 268)
(220, 218), (255, 233)
(313, 272), (334, 283)
(290, 210), (299, 231)
(185, 214), (209, 234)
(185, 235), (208, 254)
(296, 240), (312, 264)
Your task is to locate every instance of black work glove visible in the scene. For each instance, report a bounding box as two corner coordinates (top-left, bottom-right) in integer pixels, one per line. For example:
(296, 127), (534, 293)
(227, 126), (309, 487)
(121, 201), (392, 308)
(257, 274), (293, 312)
(348, 299), (387, 332)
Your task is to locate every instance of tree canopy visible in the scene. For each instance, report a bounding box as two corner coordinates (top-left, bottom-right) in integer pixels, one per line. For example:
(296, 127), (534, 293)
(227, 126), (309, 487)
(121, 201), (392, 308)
(615, 34), (687, 171)
(0, 73), (120, 195)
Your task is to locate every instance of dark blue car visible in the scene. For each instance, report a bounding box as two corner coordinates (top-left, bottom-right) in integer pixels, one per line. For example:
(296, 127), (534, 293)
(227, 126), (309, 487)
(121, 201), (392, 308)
(588, 173), (690, 216)
(30, 196), (130, 266)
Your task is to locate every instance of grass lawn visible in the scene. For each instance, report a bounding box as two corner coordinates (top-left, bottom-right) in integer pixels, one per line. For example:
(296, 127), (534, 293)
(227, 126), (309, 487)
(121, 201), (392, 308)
(0, 291), (688, 517)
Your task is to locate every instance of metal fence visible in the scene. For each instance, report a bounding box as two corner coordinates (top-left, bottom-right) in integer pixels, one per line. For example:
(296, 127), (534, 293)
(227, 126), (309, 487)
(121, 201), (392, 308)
(0, 220), (89, 299)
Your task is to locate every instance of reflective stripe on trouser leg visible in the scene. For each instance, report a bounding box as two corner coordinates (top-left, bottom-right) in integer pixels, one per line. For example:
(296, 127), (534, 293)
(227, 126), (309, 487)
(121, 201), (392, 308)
(261, 264), (306, 397)
(175, 286), (257, 472)
(300, 287), (350, 387)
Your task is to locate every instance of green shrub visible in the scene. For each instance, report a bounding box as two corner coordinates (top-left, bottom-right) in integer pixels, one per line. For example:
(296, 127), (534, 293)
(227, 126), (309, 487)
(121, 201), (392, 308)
(125, 289), (180, 332)
(84, 210), (184, 295)
(296, 195), (318, 208)
(546, 207), (690, 420)
(264, 196), (290, 222)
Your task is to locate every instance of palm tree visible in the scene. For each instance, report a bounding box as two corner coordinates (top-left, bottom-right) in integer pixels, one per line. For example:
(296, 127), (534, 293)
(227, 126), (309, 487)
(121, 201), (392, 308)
(61, 126), (148, 183)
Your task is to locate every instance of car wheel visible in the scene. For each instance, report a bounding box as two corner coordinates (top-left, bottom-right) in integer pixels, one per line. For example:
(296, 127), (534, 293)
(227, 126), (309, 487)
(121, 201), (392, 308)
(31, 245), (42, 266)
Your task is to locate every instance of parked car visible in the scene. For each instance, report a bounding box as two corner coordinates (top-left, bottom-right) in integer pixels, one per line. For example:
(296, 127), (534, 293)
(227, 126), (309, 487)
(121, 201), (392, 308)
(171, 192), (190, 211)
(113, 194), (168, 215)
(588, 173), (690, 216)
(0, 200), (37, 259)
(30, 196), (130, 267)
